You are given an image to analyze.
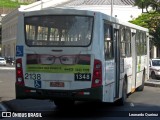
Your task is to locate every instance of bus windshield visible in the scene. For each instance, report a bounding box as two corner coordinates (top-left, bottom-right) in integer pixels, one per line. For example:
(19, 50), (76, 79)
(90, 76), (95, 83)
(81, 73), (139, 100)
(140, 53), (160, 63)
(25, 15), (93, 47)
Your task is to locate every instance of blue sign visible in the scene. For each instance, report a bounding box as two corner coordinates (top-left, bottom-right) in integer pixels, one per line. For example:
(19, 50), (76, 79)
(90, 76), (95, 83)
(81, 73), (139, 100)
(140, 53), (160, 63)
(16, 46), (23, 57)
(34, 80), (41, 88)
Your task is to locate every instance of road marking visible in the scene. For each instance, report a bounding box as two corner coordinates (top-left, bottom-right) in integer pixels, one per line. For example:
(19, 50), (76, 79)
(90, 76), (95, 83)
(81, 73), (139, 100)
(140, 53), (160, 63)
(130, 103), (135, 107)
(0, 103), (7, 112)
(0, 67), (15, 70)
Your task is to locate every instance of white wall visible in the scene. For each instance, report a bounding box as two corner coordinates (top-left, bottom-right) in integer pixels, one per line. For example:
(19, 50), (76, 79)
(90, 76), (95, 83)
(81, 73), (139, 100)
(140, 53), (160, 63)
(69, 5), (142, 21)
(19, 0), (70, 11)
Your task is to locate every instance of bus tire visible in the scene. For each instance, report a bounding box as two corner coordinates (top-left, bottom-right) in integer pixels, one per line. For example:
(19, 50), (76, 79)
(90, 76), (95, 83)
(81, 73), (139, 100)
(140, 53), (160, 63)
(151, 71), (156, 79)
(54, 99), (75, 108)
(116, 79), (127, 106)
(137, 71), (145, 91)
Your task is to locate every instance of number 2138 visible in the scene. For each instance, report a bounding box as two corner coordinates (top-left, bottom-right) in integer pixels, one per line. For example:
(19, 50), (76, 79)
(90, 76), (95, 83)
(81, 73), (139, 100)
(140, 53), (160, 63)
(25, 73), (41, 80)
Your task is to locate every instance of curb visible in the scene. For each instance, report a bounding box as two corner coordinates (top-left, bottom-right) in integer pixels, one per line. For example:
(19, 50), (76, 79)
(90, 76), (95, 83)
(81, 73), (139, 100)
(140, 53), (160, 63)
(0, 103), (8, 118)
(0, 102), (11, 119)
(144, 81), (160, 87)
(0, 103), (7, 112)
(0, 101), (12, 112)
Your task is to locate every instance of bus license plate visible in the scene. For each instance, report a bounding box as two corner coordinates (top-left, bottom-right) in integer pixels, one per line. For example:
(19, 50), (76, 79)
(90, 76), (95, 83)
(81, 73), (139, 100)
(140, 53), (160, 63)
(50, 82), (64, 87)
(75, 73), (91, 81)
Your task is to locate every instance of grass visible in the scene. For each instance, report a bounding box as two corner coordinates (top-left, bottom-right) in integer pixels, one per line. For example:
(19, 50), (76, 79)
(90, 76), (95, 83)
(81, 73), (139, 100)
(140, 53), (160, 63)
(0, 0), (29, 8)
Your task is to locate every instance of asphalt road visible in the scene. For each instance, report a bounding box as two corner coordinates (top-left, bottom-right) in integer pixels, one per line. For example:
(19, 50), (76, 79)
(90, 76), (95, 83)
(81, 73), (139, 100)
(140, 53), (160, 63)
(0, 65), (15, 101)
(0, 67), (160, 120)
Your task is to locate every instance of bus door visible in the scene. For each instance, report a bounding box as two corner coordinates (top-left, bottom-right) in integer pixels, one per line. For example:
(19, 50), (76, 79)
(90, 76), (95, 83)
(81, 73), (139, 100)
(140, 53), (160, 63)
(104, 22), (119, 100)
(104, 22), (115, 97)
(114, 28), (120, 98)
(131, 30), (136, 91)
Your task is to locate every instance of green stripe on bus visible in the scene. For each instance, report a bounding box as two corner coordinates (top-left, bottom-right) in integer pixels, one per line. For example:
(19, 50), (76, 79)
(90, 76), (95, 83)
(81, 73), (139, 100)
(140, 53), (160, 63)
(26, 64), (90, 73)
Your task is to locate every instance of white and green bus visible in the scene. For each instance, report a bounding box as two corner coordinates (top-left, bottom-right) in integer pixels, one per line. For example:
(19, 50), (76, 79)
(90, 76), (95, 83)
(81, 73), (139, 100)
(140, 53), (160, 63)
(15, 7), (149, 107)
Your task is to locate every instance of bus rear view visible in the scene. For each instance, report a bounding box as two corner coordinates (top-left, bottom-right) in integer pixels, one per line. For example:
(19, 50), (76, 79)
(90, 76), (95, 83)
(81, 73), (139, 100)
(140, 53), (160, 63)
(16, 7), (149, 108)
(15, 8), (103, 107)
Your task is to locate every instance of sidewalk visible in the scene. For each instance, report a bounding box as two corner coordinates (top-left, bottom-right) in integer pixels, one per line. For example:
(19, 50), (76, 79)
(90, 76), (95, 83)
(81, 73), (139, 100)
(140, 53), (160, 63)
(0, 64), (15, 70)
(145, 79), (160, 87)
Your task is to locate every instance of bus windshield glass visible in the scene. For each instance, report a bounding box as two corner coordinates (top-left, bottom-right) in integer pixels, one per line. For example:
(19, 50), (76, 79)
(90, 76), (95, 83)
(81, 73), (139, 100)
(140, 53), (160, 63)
(25, 15), (93, 47)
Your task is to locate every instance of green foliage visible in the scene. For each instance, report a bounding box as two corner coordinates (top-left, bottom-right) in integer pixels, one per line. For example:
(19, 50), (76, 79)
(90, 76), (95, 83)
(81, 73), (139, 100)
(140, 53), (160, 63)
(151, 25), (160, 46)
(134, 0), (151, 8)
(134, 0), (160, 13)
(130, 12), (160, 46)
(0, 0), (28, 8)
(134, 0), (160, 46)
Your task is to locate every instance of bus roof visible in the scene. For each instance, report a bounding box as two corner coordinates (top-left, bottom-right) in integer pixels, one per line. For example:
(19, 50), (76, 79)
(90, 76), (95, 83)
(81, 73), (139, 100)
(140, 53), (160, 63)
(22, 6), (148, 32)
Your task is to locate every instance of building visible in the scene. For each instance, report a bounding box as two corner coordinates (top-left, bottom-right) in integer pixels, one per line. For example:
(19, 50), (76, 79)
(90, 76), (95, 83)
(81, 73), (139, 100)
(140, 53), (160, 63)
(0, 0), (40, 56)
(2, 0), (157, 58)
(13, 0), (39, 3)
(0, 7), (17, 56)
(1, 0), (71, 58)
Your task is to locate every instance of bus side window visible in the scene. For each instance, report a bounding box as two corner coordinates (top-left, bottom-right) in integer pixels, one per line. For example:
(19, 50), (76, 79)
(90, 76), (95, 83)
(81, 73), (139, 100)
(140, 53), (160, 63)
(120, 28), (131, 57)
(143, 33), (147, 55)
(149, 61), (151, 67)
(120, 28), (125, 57)
(136, 31), (140, 56)
(125, 29), (131, 57)
(104, 23), (114, 60)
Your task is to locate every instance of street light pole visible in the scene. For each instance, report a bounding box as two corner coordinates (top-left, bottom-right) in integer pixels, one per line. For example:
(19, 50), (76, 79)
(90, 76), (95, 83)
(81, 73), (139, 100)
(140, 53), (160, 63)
(41, 0), (43, 9)
(111, 0), (113, 17)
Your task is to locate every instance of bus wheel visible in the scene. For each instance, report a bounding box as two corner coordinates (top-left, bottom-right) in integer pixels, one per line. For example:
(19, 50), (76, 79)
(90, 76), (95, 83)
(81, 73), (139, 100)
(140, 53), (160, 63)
(116, 80), (127, 106)
(151, 72), (156, 79)
(54, 100), (75, 108)
(137, 72), (145, 91)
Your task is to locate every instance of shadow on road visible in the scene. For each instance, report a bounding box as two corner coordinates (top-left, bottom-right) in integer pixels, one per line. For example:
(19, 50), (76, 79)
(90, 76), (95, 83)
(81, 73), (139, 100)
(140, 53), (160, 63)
(2, 99), (160, 119)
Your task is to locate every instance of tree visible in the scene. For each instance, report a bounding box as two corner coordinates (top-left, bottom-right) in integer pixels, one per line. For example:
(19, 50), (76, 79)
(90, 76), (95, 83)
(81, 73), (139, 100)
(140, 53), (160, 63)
(134, 0), (160, 13)
(129, 12), (160, 46)
(132, 0), (160, 46)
